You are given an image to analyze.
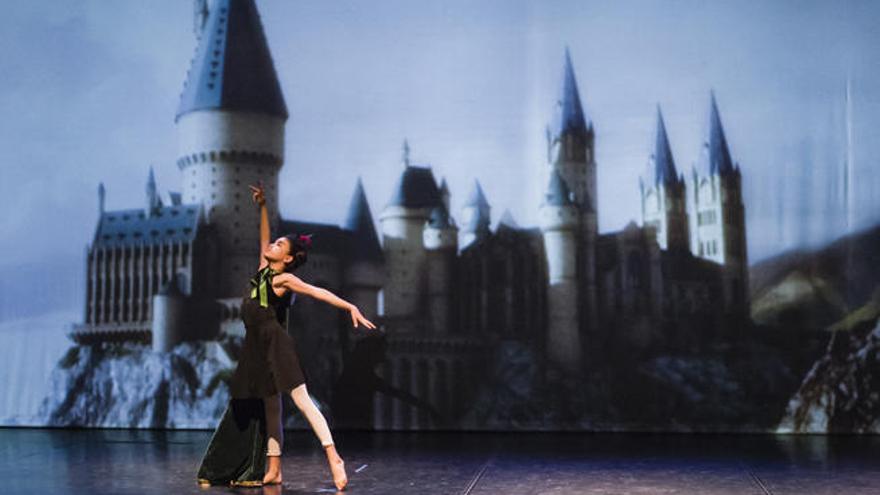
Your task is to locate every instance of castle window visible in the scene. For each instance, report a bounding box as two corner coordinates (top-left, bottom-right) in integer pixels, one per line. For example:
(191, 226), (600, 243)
(167, 229), (175, 235)
(122, 214), (130, 221)
(183, 228), (192, 234)
(151, 230), (159, 237)
(187, 209), (195, 215)
(133, 232), (142, 238)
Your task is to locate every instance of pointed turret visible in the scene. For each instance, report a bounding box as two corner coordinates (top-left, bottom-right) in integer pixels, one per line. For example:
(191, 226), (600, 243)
(343, 178), (385, 323)
(146, 167), (162, 216)
(465, 179), (490, 211)
(459, 179), (491, 248)
(689, 92), (749, 318)
(345, 178), (383, 262)
(648, 106), (678, 186)
(557, 48), (588, 136)
(698, 91), (734, 176)
(176, 0), (287, 121)
(640, 106), (688, 251)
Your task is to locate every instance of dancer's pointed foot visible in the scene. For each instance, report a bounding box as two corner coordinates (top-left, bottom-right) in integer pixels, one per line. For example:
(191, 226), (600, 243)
(325, 445), (347, 491)
(263, 455), (283, 485)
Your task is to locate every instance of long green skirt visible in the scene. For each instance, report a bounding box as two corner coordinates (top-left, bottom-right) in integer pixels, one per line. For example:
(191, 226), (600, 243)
(197, 398), (267, 487)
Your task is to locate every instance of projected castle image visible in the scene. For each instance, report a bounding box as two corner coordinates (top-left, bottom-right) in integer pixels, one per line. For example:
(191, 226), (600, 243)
(70, 0), (749, 430)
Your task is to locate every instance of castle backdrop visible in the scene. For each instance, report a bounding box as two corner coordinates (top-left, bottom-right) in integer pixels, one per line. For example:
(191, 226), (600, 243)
(2, 0), (879, 433)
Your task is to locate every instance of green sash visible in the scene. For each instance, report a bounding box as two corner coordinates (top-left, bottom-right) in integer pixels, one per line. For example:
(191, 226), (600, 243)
(249, 266), (278, 308)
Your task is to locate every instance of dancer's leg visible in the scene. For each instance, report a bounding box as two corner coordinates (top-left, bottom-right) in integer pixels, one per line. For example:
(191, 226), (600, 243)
(290, 384), (334, 446)
(290, 384), (347, 490)
(262, 394), (283, 484)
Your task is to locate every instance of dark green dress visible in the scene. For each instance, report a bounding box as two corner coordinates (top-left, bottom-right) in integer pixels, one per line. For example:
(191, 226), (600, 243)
(197, 267), (302, 486)
(196, 398), (267, 486)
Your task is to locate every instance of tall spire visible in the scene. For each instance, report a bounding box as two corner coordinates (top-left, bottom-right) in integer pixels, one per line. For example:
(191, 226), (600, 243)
(98, 182), (106, 214)
(462, 179), (490, 234)
(557, 47), (588, 135)
(345, 177), (383, 262)
(701, 91), (734, 176)
(146, 166), (162, 215)
(464, 179), (490, 209)
(402, 139), (411, 167)
(176, 0), (288, 121)
(650, 106), (678, 185)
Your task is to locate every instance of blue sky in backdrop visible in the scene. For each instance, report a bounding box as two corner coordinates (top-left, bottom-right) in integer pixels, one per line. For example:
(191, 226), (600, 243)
(1, 0), (879, 318)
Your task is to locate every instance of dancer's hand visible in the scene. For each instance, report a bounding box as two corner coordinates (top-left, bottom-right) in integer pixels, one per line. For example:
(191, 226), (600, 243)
(249, 182), (266, 206)
(350, 306), (377, 330)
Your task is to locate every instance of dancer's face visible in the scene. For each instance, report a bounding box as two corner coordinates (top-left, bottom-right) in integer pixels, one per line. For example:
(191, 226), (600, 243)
(264, 237), (293, 265)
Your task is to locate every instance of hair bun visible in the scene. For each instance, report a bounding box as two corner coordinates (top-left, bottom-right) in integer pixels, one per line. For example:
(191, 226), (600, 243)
(297, 234), (313, 249)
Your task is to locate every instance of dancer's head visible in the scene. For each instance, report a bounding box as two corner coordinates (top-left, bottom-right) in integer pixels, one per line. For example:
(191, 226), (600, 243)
(264, 233), (312, 272)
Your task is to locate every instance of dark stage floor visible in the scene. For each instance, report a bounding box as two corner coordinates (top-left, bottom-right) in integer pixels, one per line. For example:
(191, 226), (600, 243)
(2, 428), (878, 494)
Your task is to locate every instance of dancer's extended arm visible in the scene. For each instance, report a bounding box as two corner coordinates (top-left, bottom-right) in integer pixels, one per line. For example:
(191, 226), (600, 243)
(249, 183), (271, 270)
(276, 274), (377, 330)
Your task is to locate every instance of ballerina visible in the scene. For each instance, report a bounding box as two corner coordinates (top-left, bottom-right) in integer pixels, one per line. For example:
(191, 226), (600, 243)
(198, 182), (376, 490)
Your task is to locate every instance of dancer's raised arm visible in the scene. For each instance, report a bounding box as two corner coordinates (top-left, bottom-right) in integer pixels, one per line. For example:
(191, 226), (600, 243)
(275, 273), (377, 330)
(250, 183), (271, 270)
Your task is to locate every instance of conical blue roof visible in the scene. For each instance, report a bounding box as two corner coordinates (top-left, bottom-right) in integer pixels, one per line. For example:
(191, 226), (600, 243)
(176, 0), (287, 121)
(699, 92), (735, 176)
(387, 166), (442, 209)
(464, 179), (490, 209)
(556, 48), (588, 136)
(544, 169), (574, 206)
(647, 106), (678, 185)
(345, 178), (383, 262)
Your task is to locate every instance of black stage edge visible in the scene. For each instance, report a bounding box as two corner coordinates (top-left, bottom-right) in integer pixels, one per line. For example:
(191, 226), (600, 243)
(2, 428), (878, 494)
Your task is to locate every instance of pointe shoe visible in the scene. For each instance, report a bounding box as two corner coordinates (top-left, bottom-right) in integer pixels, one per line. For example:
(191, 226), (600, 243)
(330, 459), (347, 491)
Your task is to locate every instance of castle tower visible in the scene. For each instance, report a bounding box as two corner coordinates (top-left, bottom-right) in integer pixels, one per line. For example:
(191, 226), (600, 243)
(423, 203), (458, 334)
(379, 141), (443, 320)
(460, 179), (490, 249)
(175, 0), (288, 298)
(545, 48), (598, 344)
(639, 107), (689, 251)
(343, 178), (385, 321)
(690, 92), (749, 315)
(539, 170), (582, 373)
